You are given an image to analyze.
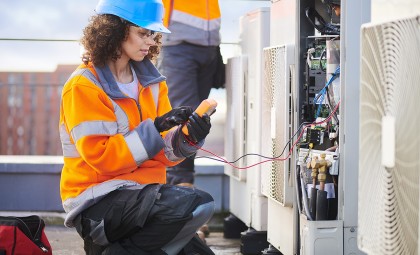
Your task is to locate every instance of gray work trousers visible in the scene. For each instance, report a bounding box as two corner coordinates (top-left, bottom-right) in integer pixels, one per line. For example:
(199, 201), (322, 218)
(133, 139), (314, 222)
(158, 43), (219, 184)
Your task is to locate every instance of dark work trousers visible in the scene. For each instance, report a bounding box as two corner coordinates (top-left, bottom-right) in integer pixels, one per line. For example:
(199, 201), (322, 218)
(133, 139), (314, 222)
(158, 43), (219, 185)
(76, 184), (215, 255)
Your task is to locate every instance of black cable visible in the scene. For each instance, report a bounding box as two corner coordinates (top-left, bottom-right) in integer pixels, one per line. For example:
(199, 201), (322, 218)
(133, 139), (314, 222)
(319, 48), (327, 72)
(196, 121), (311, 163)
(304, 7), (340, 35)
(197, 98), (341, 168)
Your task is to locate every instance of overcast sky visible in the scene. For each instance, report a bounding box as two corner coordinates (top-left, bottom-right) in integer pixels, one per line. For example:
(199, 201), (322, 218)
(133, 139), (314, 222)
(0, 0), (270, 72)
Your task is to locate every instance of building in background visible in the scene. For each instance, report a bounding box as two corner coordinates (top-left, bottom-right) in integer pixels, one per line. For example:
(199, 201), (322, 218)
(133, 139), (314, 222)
(0, 65), (76, 155)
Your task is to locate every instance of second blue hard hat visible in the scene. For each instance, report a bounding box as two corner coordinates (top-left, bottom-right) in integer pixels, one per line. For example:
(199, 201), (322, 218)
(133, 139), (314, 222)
(95, 0), (171, 33)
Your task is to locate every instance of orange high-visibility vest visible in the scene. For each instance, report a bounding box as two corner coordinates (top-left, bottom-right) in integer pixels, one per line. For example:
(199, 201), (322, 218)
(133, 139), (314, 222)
(59, 60), (181, 202)
(162, 0), (221, 46)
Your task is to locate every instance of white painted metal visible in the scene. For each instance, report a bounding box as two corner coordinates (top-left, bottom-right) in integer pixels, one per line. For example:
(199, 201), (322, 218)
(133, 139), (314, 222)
(300, 215), (344, 255)
(225, 7), (271, 231)
(224, 56), (247, 182)
(261, 44), (295, 207)
(263, 44), (296, 255)
(267, 200), (295, 255)
(264, 1), (298, 253)
(358, 15), (420, 255)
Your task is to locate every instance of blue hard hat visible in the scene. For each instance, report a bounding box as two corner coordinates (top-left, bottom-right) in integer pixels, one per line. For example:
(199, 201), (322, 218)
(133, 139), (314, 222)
(95, 0), (171, 33)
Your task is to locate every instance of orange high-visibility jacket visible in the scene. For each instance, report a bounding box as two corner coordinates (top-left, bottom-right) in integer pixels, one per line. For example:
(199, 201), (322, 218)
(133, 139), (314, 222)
(162, 0), (221, 46)
(59, 59), (188, 225)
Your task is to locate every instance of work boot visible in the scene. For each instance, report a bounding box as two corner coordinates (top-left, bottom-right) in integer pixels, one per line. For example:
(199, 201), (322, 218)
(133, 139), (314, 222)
(101, 241), (154, 255)
(101, 242), (131, 255)
(83, 237), (105, 255)
(177, 235), (215, 255)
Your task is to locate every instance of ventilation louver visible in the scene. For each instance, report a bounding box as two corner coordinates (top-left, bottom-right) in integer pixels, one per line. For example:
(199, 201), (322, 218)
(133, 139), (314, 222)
(358, 15), (420, 255)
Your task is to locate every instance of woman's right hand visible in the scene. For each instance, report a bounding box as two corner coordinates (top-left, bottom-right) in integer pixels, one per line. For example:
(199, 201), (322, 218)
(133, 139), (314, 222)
(154, 106), (193, 132)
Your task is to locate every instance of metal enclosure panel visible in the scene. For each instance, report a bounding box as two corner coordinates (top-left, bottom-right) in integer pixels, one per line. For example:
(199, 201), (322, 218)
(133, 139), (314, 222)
(338, 0), (371, 228)
(265, 1), (299, 253)
(229, 177), (250, 226)
(224, 56), (247, 181)
(263, 44), (296, 255)
(267, 200), (294, 255)
(261, 44), (295, 207)
(240, 7), (269, 186)
(270, 0), (296, 46)
(300, 215), (344, 255)
(241, 6), (270, 196)
(328, 1), (371, 254)
(227, 7), (271, 231)
(228, 171), (268, 231)
(343, 227), (363, 255)
(262, 0), (298, 255)
(358, 16), (420, 255)
(242, 6), (271, 220)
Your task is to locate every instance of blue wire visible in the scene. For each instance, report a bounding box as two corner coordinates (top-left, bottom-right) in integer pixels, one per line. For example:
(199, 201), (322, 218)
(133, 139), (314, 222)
(314, 66), (340, 119)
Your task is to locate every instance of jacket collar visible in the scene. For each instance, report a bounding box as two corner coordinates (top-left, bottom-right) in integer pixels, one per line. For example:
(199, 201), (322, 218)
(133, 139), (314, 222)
(94, 58), (166, 99)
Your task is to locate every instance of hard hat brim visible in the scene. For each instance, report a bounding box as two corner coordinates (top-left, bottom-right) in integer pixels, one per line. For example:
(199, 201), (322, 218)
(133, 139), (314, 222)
(133, 21), (171, 34)
(95, 0), (171, 34)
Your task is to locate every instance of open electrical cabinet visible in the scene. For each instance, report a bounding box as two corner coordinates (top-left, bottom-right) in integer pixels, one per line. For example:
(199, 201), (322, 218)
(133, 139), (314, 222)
(294, 1), (344, 254)
(264, 0), (371, 254)
(280, 0), (370, 254)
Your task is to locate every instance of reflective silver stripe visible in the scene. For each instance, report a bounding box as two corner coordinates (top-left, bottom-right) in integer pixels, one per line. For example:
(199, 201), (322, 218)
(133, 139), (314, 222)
(171, 10), (221, 31)
(124, 130), (149, 165)
(59, 124), (80, 158)
(62, 144), (80, 158)
(66, 67), (150, 163)
(77, 68), (131, 135)
(69, 68), (104, 89)
(163, 128), (184, 161)
(71, 121), (118, 144)
(150, 83), (159, 110)
(63, 180), (143, 227)
(74, 68), (129, 135)
(111, 100), (130, 134)
(61, 68), (104, 158)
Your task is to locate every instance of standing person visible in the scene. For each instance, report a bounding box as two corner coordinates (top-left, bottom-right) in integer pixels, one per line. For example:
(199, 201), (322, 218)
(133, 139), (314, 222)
(59, 0), (215, 254)
(158, 0), (223, 188)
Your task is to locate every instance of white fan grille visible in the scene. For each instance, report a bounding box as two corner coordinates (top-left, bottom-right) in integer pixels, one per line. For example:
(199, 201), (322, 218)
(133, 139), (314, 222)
(358, 16), (420, 255)
(261, 45), (292, 206)
(261, 47), (274, 198)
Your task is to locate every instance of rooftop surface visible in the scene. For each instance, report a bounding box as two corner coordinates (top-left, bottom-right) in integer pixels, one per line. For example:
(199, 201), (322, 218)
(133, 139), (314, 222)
(46, 226), (241, 255)
(1, 211), (242, 255)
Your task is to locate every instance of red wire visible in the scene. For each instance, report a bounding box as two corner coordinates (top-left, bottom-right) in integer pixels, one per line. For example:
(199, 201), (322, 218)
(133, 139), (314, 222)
(186, 101), (341, 170)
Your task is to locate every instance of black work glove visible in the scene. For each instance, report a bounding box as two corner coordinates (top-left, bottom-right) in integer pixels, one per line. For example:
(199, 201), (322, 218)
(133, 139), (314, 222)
(154, 106), (193, 132)
(185, 112), (211, 143)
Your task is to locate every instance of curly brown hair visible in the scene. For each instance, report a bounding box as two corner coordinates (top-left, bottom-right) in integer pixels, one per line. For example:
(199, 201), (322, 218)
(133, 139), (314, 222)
(80, 14), (162, 66)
